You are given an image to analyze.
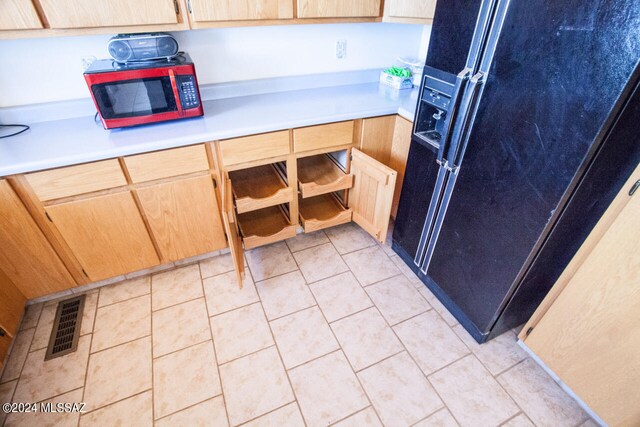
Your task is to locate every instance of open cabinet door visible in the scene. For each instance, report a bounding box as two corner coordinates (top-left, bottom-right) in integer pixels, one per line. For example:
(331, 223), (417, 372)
(0, 268), (26, 370)
(348, 148), (397, 243)
(221, 174), (245, 288)
(521, 165), (640, 427)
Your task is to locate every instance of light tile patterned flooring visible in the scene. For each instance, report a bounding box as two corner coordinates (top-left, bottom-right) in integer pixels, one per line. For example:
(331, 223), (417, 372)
(0, 223), (593, 427)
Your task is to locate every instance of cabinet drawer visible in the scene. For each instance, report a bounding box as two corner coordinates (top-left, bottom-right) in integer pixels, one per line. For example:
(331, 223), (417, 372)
(25, 159), (127, 201)
(219, 131), (290, 166)
(299, 193), (352, 233)
(229, 164), (293, 214)
(298, 153), (353, 198)
(293, 121), (354, 153)
(237, 205), (297, 249)
(124, 145), (210, 183)
(297, 0), (381, 17)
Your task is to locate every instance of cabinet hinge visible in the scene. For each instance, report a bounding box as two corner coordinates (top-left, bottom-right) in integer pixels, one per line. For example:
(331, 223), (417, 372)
(45, 212), (53, 222)
(525, 327), (533, 337)
(81, 269), (89, 278)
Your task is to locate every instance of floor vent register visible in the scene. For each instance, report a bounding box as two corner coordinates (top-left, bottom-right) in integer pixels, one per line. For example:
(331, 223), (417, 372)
(44, 295), (86, 361)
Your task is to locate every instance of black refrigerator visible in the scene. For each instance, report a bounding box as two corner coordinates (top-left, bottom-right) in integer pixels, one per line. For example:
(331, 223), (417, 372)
(393, 0), (640, 342)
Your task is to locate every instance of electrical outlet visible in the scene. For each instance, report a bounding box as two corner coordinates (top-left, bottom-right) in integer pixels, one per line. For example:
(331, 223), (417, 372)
(81, 56), (96, 71)
(336, 40), (347, 59)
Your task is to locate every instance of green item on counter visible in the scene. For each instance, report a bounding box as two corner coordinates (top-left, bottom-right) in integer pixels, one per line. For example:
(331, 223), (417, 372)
(383, 66), (412, 78)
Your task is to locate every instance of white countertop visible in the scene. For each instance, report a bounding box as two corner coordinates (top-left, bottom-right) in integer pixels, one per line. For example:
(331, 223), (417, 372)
(0, 71), (417, 176)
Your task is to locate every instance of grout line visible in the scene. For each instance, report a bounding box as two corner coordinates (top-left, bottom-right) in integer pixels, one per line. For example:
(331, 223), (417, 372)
(216, 344), (277, 369)
(284, 231), (330, 254)
(152, 337), (213, 361)
(287, 246), (379, 426)
(408, 406), (452, 427)
(250, 266), (300, 285)
(87, 334), (152, 357)
(327, 405), (376, 426)
(234, 401), (298, 427)
(153, 392), (223, 422)
(80, 388), (152, 417)
(149, 273), (156, 422)
(365, 301), (456, 425)
(497, 411), (525, 426)
(95, 290), (151, 310)
(245, 254), (308, 427)
(352, 348), (406, 374)
(198, 261), (232, 427)
(151, 294), (206, 314)
(263, 303), (318, 323)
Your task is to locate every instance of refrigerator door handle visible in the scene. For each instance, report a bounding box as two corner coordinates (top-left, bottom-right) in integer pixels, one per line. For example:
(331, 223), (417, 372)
(413, 161), (451, 267)
(446, 72), (486, 166)
(436, 68), (473, 162)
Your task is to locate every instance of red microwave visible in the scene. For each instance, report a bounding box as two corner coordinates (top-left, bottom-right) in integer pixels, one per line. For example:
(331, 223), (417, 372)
(84, 53), (204, 129)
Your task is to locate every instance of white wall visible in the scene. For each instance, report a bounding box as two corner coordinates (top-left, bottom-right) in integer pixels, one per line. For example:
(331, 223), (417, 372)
(0, 23), (427, 107)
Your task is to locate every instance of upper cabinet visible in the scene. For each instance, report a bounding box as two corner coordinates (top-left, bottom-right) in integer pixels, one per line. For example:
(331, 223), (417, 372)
(297, 0), (381, 18)
(383, 0), (436, 23)
(39, 0), (180, 28)
(188, 0), (293, 23)
(1, 0), (400, 36)
(0, 0), (42, 30)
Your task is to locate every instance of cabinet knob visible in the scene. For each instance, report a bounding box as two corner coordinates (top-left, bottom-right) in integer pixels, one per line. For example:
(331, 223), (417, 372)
(630, 179), (640, 196)
(0, 328), (5, 337)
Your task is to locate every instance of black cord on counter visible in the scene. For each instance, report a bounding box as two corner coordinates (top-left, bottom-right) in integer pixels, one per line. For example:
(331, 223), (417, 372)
(0, 124), (30, 139)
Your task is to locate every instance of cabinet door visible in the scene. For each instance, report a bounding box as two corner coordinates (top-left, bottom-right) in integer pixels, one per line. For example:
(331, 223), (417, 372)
(38, 0), (178, 29)
(136, 175), (227, 262)
(348, 148), (396, 243)
(0, 180), (75, 299)
(386, 0), (436, 19)
(388, 116), (413, 217)
(222, 174), (245, 287)
(0, 0), (43, 30)
(297, 0), (381, 18)
(523, 170), (640, 427)
(46, 191), (159, 282)
(0, 269), (26, 339)
(360, 116), (396, 165)
(0, 269), (26, 372)
(190, 0), (293, 22)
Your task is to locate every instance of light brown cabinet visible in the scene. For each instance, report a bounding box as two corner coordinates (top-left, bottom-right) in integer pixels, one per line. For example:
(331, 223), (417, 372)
(0, 269), (27, 369)
(520, 164), (640, 427)
(0, 0), (42, 30)
(46, 191), (160, 282)
(218, 118), (398, 286)
(359, 115), (412, 218)
(297, 0), (381, 18)
(388, 115), (412, 217)
(188, 0), (293, 22)
(384, 0), (436, 21)
(136, 175), (227, 262)
(38, 0), (180, 29)
(0, 179), (75, 298)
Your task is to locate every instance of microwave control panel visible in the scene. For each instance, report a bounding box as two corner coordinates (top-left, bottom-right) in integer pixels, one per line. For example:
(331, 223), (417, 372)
(177, 75), (200, 109)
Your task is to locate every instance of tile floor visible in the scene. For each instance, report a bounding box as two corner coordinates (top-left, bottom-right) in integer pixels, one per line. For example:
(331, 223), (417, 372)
(0, 223), (593, 427)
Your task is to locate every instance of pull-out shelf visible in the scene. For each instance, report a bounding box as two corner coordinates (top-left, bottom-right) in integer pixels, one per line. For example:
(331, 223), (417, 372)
(299, 193), (352, 233)
(297, 154), (353, 198)
(229, 165), (292, 214)
(237, 205), (297, 249)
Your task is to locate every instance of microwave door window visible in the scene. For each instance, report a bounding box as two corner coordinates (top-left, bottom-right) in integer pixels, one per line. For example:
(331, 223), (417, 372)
(92, 77), (177, 119)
